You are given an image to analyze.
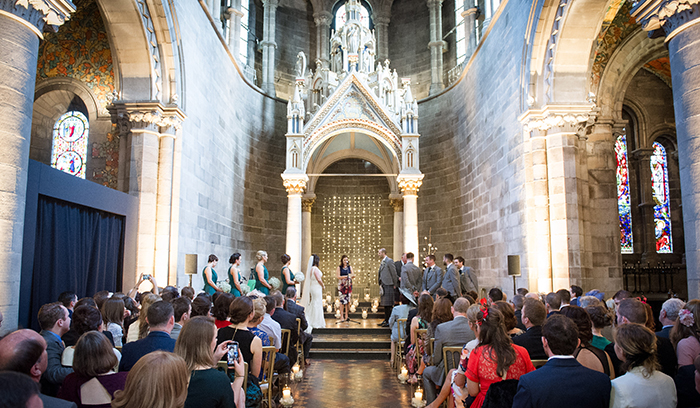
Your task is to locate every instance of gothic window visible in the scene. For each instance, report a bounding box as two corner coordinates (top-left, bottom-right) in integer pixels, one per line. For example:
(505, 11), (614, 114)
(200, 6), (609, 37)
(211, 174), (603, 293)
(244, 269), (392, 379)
(651, 141), (673, 253)
(455, 0), (466, 64)
(334, 2), (370, 30)
(616, 133), (633, 254)
(239, 0), (250, 63)
(52, 111), (89, 179)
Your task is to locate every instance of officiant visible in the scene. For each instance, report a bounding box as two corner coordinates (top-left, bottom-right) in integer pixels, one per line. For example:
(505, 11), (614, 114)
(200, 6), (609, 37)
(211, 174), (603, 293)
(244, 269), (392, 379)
(377, 248), (398, 327)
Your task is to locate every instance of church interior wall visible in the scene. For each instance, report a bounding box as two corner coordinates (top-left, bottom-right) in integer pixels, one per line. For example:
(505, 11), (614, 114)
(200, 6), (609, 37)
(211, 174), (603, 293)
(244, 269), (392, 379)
(387, 0), (433, 98)
(273, 0), (317, 100)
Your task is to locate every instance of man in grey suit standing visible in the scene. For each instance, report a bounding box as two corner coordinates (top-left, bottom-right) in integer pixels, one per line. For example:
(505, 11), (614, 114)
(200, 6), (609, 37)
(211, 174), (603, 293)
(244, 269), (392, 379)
(423, 298), (474, 403)
(455, 256), (479, 296)
(441, 254), (461, 302)
(401, 252), (422, 296)
(377, 248), (398, 327)
(421, 254), (443, 297)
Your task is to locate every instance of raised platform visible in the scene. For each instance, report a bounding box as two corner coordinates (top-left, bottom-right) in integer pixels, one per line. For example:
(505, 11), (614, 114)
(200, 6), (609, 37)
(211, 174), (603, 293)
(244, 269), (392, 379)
(310, 318), (392, 360)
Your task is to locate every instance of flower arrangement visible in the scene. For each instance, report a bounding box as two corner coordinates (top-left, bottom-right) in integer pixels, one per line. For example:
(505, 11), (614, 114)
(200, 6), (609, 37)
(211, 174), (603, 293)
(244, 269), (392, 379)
(679, 308), (695, 327)
(217, 281), (231, 293)
(294, 271), (305, 282)
(240, 284), (251, 295)
(269, 277), (281, 291)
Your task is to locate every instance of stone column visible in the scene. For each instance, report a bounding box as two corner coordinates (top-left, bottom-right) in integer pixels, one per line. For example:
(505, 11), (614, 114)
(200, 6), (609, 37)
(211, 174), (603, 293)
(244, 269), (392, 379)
(0, 0), (75, 334)
(212, 0), (222, 30)
(314, 11), (332, 69)
(462, 3), (478, 57)
(390, 197), (404, 260)
(282, 175), (308, 275)
(374, 15), (391, 62)
(427, 0), (445, 94)
(227, 0), (243, 56)
(261, 0), (278, 95)
(301, 196), (315, 270)
(398, 175), (424, 257)
(527, 130), (553, 292)
(632, 0), (700, 297)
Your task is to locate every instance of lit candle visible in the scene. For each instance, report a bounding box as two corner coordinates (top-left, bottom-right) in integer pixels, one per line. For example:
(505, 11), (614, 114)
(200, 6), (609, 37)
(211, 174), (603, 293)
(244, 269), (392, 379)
(327, 305), (333, 313)
(326, 294), (331, 303)
(415, 389), (423, 401)
(283, 388), (291, 399)
(292, 364), (300, 374)
(362, 310), (368, 319)
(350, 305), (356, 313)
(401, 367), (408, 377)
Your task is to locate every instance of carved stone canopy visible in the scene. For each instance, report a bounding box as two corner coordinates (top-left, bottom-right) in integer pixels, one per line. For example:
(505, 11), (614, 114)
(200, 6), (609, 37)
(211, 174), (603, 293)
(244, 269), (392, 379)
(519, 104), (598, 138)
(108, 101), (186, 136)
(631, 0), (700, 37)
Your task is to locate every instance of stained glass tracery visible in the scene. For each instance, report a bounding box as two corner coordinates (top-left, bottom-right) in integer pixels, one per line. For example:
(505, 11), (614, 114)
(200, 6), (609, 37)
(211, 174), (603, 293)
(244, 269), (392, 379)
(651, 141), (673, 253)
(616, 133), (633, 253)
(52, 111), (89, 179)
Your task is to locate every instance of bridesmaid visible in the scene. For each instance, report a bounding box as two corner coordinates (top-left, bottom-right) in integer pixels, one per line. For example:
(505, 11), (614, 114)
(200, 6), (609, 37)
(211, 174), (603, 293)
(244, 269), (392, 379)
(228, 253), (243, 297)
(254, 250), (272, 295)
(203, 254), (222, 296)
(281, 254), (296, 295)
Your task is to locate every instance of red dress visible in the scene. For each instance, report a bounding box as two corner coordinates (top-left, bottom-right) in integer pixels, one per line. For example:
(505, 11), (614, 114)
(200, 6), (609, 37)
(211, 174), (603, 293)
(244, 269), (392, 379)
(215, 319), (231, 329)
(465, 344), (535, 408)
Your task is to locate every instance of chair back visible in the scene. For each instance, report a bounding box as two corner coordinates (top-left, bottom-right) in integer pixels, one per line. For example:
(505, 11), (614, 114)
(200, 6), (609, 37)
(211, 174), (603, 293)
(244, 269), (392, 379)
(442, 346), (463, 379)
(216, 360), (248, 393)
(414, 328), (428, 367)
(531, 359), (548, 369)
(397, 318), (408, 345)
(295, 318), (304, 366)
(260, 346), (277, 408)
(280, 329), (291, 357)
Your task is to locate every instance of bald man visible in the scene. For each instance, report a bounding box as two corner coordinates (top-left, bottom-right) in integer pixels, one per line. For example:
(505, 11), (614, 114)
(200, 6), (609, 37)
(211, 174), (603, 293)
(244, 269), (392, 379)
(0, 329), (77, 408)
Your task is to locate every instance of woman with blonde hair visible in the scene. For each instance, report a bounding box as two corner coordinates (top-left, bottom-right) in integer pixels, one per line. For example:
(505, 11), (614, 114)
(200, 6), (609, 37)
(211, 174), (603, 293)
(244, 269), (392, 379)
(671, 299), (700, 367)
(111, 351), (189, 408)
(58, 331), (128, 407)
(175, 316), (245, 408)
(253, 250), (272, 295)
(610, 323), (676, 408)
(125, 293), (161, 343)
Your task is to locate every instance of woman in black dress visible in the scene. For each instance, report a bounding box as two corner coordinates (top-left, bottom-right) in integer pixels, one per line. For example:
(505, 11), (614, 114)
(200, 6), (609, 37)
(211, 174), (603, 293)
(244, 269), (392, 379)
(335, 255), (353, 322)
(217, 296), (263, 380)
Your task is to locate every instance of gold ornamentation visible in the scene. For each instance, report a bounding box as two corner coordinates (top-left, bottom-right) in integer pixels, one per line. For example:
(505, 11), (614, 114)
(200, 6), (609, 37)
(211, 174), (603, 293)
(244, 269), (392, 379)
(302, 198), (315, 212)
(282, 176), (308, 195)
(390, 198), (403, 212)
(397, 176), (423, 195)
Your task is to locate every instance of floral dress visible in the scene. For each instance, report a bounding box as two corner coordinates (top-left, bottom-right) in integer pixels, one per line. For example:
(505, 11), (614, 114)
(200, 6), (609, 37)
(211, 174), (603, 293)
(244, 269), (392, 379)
(338, 266), (352, 305)
(465, 344), (535, 408)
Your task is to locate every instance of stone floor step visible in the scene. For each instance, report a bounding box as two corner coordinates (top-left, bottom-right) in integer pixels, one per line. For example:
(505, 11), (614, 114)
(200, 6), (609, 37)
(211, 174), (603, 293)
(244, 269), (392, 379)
(309, 349), (391, 360)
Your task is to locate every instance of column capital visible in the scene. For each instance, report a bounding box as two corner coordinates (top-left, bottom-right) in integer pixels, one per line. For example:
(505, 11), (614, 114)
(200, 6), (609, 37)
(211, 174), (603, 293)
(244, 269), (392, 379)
(427, 0), (444, 7)
(301, 197), (316, 212)
(631, 0), (700, 39)
(109, 101), (186, 135)
(281, 173), (308, 195)
(313, 11), (332, 26)
(519, 104), (598, 137)
(0, 0), (76, 37)
(390, 198), (404, 212)
(374, 15), (391, 26)
(397, 174), (424, 195)
(262, 0), (278, 8)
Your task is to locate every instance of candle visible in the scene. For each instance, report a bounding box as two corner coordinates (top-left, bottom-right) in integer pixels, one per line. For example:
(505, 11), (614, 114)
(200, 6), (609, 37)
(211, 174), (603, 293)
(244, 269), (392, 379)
(350, 305), (356, 313)
(292, 365), (300, 374)
(401, 367), (408, 377)
(362, 310), (368, 319)
(415, 390), (423, 401)
(283, 389), (291, 399)
(326, 295), (332, 303)
(327, 305), (333, 313)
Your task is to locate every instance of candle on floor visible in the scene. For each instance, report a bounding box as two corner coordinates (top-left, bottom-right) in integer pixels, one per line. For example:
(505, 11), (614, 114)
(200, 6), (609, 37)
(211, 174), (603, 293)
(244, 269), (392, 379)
(292, 364), (300, 374)
(415, 389), (423, 401)
(283, 388), (291, 399)
(327, 305), (333, 313)
(326, 294), (332, 303)
(364, 293), (370, 301)
(362, 310), (368, 319)
(401, 366), (408, 377)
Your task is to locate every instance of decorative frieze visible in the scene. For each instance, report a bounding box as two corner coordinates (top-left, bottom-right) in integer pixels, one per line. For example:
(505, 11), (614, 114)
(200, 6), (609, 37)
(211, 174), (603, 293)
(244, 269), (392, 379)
(519, 104), (598, 138)
(632, 0), (700, 38)
(109, 102), (186, 136)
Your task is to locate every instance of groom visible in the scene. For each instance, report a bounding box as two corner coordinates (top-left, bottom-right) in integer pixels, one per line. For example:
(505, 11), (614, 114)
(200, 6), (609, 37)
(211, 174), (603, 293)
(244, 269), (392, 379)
(377, 248), (398, 327)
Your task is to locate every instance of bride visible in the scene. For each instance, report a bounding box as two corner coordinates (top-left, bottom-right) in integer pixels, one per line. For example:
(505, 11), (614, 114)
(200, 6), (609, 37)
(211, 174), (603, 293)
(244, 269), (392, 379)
(300, 254), (326, 333)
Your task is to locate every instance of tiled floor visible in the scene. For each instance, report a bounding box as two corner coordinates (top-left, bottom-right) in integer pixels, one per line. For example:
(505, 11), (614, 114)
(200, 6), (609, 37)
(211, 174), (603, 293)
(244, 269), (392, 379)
(289, 359), (414, 408)
(322, 317), (387, 328)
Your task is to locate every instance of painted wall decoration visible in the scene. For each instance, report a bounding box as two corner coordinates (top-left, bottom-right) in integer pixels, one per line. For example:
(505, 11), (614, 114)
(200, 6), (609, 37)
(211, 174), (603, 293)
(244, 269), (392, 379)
(91, 126), (120, 189)
(616, 134), (633, 253)
(643, 57), (672, 88)
(651, 142), (673, 253)
(36, 0), (115, 114)
(590, 0), (638, 89)
(52, 111), (89, 179)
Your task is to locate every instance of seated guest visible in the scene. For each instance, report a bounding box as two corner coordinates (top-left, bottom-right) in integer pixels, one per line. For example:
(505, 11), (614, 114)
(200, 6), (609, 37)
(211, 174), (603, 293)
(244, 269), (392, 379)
(487, 288), (503, 305)
(181, 286), (196, 301)
(609, 323), (676, 408)
(516, 288), (529, 296)
(190, 294), (213, 318)
(0, 372), (43, 408)
(59, 291), (78, 320)
(512, 315), (611, 408)
(125, 293), (160, 344)
(389, 291), (415, 366)
(269, 291), (296, 370)
(560, 306), (615, 378)
(111, 351), (189, 408)
(38, 302), (73, 396)
(101, 298), (126, 347)
(577, 295), (601, 309)
(671, 299), (700, 367)
(0, 329), (78, 408)
(435, 287), (450, 302)
(570, 285), (583, 306)
(657, 298), (685, 338)
(586, 305), (613, 350)
(607, 298), (676, 378)
(58, 331), (128, 408)
(212, 293), (234, 329)
(170, 296), (192, 340)
(494, 301), (523, 337)
(93, 291), (111, 312)
(545, 292), (561, 317)
(557, 288), (571, 308)
(175, 316), (245, 408)
(466, 307), (535, 408)
(217, 296), (263, 381)
(513, 297), (547, 360)
(249, 297), (272, 347)
(160, 286), (179, 303)
(406, 294), (433, 382)
(422, 298), (454, 371)
(511, 295), (526, 331)
(423, 298), (474, 404)
(122, 297), (139, 334)
(285, 287), (313, 365)
(63, 305), (114, 348)
(119, 301), (176, 372)
(258, 296), (283, 353)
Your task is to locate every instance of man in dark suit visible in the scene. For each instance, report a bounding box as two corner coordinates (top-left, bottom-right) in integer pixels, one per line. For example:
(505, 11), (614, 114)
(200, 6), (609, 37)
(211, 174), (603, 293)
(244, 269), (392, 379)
(377, 248), (398, 327)
(441, 254), (461, 302)
(512, 294), (526, 330)
(395, 253), (405, 287)
(423, 298), (475, 403)
(0, 329), (77, 408)
(657, 298), (685, 338)
(513, 297), (547, 360)
(401, 252), (422, 296)
(421, 254), (443, 298)
(37, 302), (73, 397)
(119, 301), (176, 372)
(512, 315), (611, 408)
(271, 291), (299, 367)
(285, 287), (313, 364)
(545, 292), (561, 318)
(606, 298), (677, 378)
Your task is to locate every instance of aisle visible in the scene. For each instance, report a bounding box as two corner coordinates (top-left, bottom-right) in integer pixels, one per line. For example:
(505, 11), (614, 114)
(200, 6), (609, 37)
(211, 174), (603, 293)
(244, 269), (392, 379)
(291, 359), (413, 407)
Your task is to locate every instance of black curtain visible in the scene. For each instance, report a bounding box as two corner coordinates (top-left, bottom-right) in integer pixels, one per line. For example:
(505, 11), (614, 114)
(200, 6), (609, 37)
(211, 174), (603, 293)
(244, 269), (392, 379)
(29, 195), (125, 330)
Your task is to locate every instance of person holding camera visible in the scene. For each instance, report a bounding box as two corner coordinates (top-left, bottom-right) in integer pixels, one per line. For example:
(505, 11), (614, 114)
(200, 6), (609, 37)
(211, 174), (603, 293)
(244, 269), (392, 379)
(175, 316), (245, 408)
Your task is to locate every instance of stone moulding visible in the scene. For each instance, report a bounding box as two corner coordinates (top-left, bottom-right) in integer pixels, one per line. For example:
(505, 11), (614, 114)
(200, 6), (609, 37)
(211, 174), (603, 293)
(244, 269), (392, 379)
(632, 0), (700, 37)
(108, 102), (186, 135)
(519, 104), (598, 136)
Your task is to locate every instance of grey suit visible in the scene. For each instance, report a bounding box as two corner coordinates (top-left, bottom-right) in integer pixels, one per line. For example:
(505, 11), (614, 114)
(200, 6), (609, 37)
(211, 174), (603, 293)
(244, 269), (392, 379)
(401, 261), (422, 294)
(423, 315), (474, 403)
(442, 263), (461, 298)
(40, 330), (73, 396)
(421, 265), (443, 296)
(378, 257), (398, 307)
(459, 266), (479, 295)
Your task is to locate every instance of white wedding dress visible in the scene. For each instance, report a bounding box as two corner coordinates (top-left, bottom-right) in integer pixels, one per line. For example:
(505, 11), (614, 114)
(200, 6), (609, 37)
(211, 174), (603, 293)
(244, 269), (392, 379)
(301, 260), (326, 333)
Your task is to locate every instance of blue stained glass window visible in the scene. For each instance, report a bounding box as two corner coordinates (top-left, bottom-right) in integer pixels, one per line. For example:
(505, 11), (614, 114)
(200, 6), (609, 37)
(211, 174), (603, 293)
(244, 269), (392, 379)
(52, 111), (89, 179)
(651, 141), (673, 253)
(616, 133), (633, 253)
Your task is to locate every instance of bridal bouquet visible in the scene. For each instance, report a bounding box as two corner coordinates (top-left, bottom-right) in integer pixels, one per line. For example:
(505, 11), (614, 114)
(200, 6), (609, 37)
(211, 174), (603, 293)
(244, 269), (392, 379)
(269, 277), (282, 290)
(294, 271), (305, 282)
(217, 281), (231, 293)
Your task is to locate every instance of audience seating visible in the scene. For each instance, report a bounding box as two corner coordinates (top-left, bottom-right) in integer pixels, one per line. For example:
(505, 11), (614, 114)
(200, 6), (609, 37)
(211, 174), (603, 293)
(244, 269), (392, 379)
(442, 346), (463, 381)
(415, 328), (428, 368)
(531, 359), (548, 369)
(280, 329), (291, 357)
(393, 318), (407, 370)
(260, 346), (277, 408)
(217, 360), (248, 393)
(295, 318), (303, 366)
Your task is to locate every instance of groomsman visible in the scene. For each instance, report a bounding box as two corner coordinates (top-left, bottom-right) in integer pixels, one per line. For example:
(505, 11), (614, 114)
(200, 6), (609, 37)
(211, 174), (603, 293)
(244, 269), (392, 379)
(455, 256), (479, 296)
(421, 255), (443, 297)
(441, 254), (461, 302)
(377, 248), (398, 327)
(394, 253), (406, 303)
(401, 252), (422, 296)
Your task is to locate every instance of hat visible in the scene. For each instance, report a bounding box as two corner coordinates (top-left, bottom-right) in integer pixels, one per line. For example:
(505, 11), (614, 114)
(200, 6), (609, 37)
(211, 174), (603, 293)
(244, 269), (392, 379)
(399, 287), (417, 306)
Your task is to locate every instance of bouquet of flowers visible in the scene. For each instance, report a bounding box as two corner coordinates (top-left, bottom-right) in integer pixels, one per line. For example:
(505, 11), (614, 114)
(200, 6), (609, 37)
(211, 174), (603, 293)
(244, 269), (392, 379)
(269, 277), (282, 291)
(240, 284), (251, 295)
(294, 271), (305, 282)
(217, 281), (231, 293)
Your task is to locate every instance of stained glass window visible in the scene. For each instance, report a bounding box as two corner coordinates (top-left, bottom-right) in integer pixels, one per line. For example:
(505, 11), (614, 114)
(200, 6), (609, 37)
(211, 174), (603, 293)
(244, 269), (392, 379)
(335, 3), (370, 29)
(616, 133), (633, 253)
(651, 141), (673, 253)
(52, 111), (89, 179)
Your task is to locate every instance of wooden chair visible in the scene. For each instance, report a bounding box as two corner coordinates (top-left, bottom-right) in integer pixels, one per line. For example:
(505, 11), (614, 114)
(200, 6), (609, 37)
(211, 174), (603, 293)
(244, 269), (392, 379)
(216, 361), (248, 393)
(442, 346), (463, 380)
(280, 329), (291, 357)
(393, 318), (408, 369)
(259, 346), (277, 408)
(531, 359), (548, 369)
(415, 328), (428, 368)
(295, 318), (304, 366)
